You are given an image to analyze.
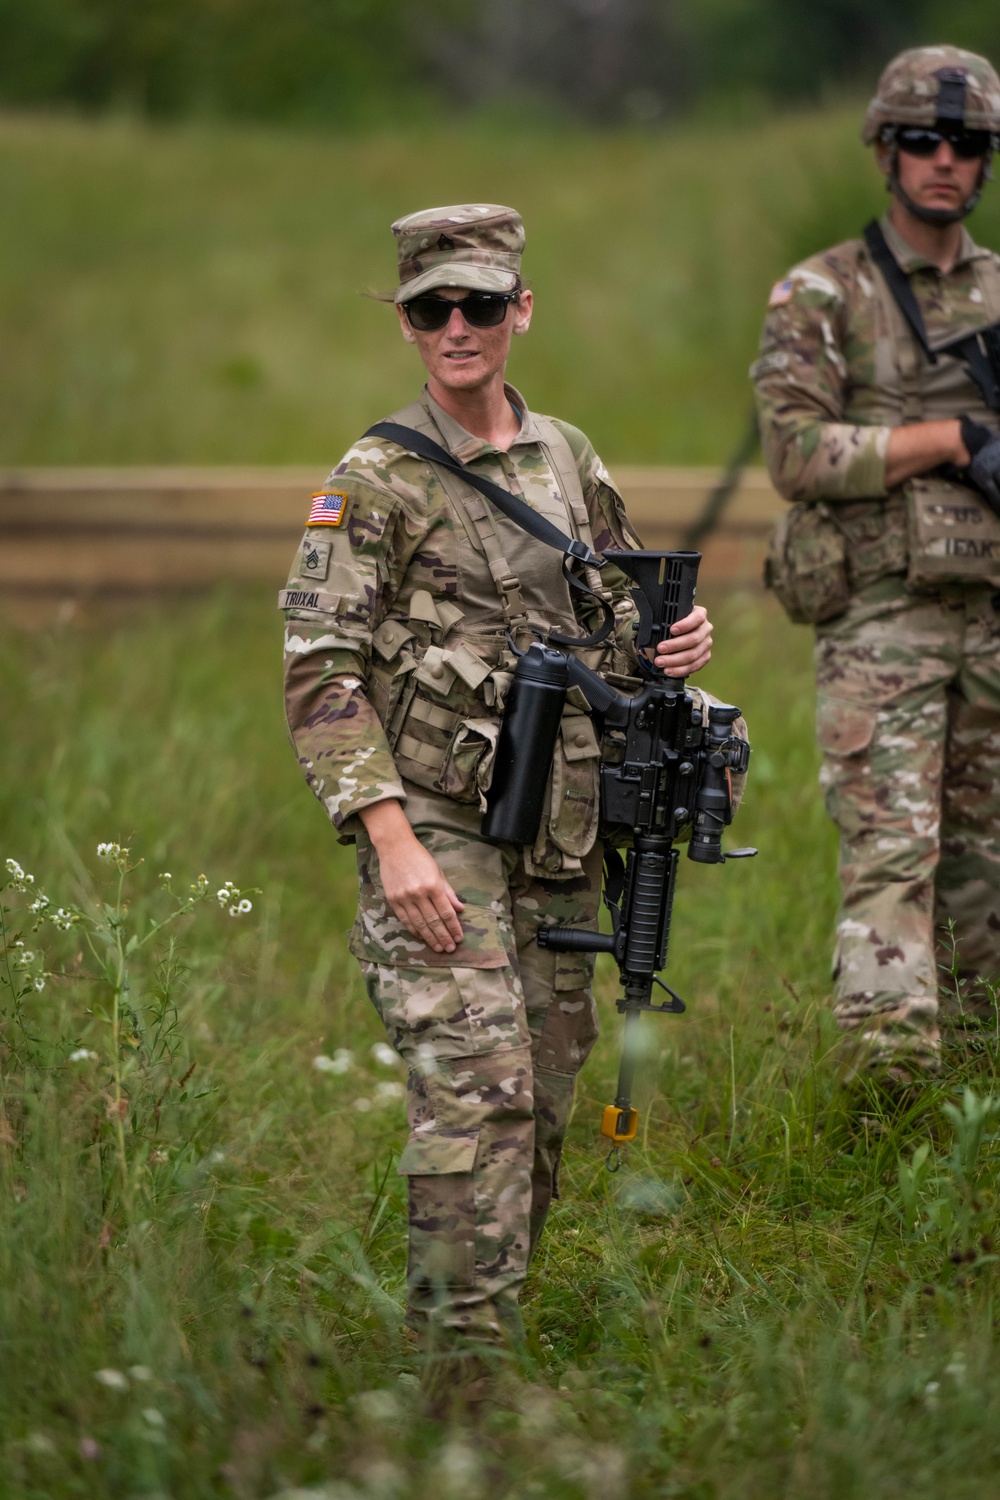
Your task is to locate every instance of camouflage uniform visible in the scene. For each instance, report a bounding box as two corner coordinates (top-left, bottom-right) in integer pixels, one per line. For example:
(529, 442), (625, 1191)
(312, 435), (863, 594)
(281, 203), (644, 1343)
(752, 50), (1000, 1062)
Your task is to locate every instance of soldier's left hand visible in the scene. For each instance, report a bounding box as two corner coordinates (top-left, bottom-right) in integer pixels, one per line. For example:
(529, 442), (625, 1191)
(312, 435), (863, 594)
(653, 605), (713, 675)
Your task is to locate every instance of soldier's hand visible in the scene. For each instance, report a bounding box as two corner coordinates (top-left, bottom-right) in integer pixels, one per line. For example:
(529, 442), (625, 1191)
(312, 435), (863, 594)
(960, 414), (1000, 516)
(360, 800), (465, 953)
(653, 605), (713, 676)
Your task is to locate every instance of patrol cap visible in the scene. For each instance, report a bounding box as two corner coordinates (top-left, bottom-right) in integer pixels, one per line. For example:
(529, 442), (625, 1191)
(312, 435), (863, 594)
(862, 45), (1000, 144)
(391, 204), (524, 304)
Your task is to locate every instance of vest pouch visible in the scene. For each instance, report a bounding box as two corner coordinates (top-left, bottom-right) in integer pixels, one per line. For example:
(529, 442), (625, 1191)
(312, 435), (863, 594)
(547, 714), (601, 859)
(764, 501), (851, 625)
(904, 475), (1000, 587)
(435, 717), (500, 808)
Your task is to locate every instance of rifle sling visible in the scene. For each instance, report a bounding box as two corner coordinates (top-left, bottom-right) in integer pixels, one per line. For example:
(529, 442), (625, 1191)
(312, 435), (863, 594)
(863, 219), (1000, 411)
(364, 419), (615, 648)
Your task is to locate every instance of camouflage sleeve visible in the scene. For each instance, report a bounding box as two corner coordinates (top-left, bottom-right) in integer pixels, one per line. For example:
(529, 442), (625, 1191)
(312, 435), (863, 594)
(750, 268), (890, 503)
(280, 474), (411, 835)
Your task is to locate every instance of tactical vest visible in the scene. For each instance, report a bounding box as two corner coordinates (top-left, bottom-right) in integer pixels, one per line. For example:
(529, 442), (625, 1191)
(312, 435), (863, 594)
(365, 398), (633, 875)
(766, 230), (1000, 621)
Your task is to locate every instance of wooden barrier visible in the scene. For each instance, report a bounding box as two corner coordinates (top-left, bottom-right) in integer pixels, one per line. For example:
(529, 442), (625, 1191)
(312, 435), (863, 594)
(0, 466), (785, 609)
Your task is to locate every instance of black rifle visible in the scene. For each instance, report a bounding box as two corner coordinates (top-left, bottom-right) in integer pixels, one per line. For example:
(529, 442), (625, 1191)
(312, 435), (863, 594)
(536, 550), (755, 1165)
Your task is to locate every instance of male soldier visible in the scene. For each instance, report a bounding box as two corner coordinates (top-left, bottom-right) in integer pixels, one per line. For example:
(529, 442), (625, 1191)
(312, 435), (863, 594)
(279, 204), (713, 1399)
(753, 48), (1000, 1081)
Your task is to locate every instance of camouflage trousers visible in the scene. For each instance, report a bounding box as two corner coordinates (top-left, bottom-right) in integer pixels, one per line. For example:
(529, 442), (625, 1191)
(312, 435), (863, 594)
(815, 575), (1000, 1060)
(350, 782), (601, 1347)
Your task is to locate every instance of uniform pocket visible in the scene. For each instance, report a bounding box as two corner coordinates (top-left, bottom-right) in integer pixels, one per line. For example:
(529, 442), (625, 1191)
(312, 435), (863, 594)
(398, 1128), (479, 1176)
(535, 985), (600, 1075)
(815, 694), (877, 838)
(359, 950), (527, 1061)
(350, 899), (509, 972)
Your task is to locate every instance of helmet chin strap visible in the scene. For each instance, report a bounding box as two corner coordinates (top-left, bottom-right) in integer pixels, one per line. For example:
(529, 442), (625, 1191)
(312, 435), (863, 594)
(886, 139), (990, 225)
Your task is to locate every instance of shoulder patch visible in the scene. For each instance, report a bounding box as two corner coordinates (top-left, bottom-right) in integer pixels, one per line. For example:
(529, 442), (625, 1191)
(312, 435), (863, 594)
(300, 537), (332, 580)
(307, 491), (349, 527)
(768, 278), (794, 308)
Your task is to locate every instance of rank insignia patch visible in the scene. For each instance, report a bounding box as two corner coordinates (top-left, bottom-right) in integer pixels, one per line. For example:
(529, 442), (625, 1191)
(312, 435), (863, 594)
(307, 491), (349, 527)
(301, 538), (332, 580)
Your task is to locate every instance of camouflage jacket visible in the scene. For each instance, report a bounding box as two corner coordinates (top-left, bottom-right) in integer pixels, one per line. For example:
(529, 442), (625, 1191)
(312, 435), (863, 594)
(280, 384), (642, 855)
(751, 213), (1000, 504)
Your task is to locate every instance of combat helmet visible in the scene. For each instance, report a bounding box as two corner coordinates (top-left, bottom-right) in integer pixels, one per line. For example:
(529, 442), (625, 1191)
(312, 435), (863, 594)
(862, 45), (1000, 223)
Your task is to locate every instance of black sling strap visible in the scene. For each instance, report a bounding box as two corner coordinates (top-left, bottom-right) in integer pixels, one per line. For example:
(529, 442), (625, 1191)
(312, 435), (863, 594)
(863, 219), (1000, 411)
(364, 419), (615, 648)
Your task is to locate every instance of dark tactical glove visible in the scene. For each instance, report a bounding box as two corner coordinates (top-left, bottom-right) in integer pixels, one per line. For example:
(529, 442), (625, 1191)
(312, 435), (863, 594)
(960, 413), (1000, 516)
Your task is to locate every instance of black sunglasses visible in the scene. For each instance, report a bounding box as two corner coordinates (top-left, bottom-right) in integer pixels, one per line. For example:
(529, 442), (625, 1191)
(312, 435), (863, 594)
(895, 126), (993, 160)
(403, 292), (518, 332)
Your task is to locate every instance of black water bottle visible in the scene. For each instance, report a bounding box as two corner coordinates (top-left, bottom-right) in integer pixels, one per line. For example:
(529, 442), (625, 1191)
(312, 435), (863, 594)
(482, 643), (568, 845)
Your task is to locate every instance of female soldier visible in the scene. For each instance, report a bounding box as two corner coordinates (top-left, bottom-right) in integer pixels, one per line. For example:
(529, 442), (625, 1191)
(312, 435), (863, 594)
(281, 204), (712, 1385)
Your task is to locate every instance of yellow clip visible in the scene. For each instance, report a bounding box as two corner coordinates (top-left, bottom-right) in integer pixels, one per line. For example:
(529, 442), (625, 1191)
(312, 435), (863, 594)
(601, 1104), (638, 1144)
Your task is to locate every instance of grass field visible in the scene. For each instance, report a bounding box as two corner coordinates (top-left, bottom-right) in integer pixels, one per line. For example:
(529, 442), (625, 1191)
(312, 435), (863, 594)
(3, 585), (1000, 1498)
(3, 101), (998, 470)
(5, 103), (1000, 1497)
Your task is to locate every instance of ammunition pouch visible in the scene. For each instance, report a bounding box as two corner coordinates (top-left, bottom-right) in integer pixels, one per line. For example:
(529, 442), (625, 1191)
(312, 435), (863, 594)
(765, 494), (907, 624)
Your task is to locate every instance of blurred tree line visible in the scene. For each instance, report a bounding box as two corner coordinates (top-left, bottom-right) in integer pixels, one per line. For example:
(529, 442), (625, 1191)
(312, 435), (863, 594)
(0, 0), (996, 127)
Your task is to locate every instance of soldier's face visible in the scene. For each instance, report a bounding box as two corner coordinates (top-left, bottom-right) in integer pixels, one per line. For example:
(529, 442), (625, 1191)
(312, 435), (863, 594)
(877, 136), (984, 218)
(396, 286), (534, 394)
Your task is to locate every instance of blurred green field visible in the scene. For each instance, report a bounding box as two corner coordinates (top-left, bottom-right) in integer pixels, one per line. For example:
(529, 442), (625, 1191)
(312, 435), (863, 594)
(7, 102), (1000, 469)
(4, 588), (1000, 1497)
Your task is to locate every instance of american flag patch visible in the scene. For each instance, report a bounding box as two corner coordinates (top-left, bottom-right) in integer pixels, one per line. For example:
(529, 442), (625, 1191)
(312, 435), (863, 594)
(307, 491), (348, 526)
(768, 278), (795, 308)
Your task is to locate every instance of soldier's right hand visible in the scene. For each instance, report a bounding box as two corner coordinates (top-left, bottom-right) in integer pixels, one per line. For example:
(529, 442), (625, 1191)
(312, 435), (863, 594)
(960, 414), (1000, 515)
(359, 799), (466, 953)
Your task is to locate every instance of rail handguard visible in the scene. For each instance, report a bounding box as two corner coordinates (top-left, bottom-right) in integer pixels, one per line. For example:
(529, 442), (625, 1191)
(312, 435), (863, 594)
(534, 550), (755, 1166)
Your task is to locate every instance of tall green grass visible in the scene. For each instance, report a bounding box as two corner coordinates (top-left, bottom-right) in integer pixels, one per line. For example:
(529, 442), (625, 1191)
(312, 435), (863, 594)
(4, 105), (1000, 468)
(2, 589), (1000, 1497)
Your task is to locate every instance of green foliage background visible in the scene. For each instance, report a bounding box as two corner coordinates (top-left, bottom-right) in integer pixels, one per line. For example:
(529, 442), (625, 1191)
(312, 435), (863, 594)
(5, 104), (1000, 468)
(0, 0), (999, 125)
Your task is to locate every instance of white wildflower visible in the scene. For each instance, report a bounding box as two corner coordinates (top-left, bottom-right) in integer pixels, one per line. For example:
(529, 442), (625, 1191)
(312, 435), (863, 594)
(371, 1042), (399, 1067)
(313, 1048), (353, 1075)
(355, 1389), (400, 1423)
(96, 842), (128, 863)
(142, 1407), (165, 1427)
(50, 908), (75, 930)
(33, 976), (45, 992)
(158, 872), (172, 883)
(129, 1365), (153, 1382)
(28, 895), (50, 913)
(216, 882), (235, 906)
(5, 859), (35, 891)
(69, 1049), (99, 1063)
(190, 873), (209, 895)
(94, 1368), (129, 1391)
(237, 898), (252, 914)
(352, 1097), (373, 1113)
(375, 1081), (404, 1102)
